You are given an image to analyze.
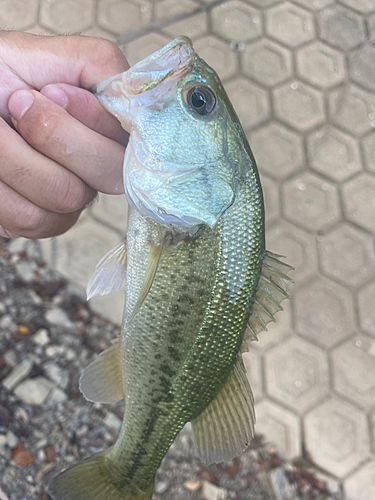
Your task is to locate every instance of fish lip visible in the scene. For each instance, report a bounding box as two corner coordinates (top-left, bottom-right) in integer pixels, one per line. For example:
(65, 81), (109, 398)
(121, 36), (196, 96)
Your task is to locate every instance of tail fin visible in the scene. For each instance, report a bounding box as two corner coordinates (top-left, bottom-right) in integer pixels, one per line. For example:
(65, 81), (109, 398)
(48, 450), (153, 500)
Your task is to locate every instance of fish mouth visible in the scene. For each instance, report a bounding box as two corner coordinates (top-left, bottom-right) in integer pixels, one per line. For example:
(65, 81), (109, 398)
(122, 36), (196, 95)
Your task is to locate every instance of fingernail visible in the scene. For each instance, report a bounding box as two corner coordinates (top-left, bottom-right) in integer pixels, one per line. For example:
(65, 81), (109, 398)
(41, 85), (68, 109)
(0, 225), (18, 239)
(8, 90), (35, 121)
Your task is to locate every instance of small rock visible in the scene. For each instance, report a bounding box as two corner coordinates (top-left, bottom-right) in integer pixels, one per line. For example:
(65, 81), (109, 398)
(15, 261), (37, 282)
(154, 480), (169, 494)
(46, 387), (67, 406)
(44, 444), (56, 463)
(8, 238), (27, 254)
(2, 359), (33, 391)
(45, 345), (65, 357)
(32, 328), (50, 346)
(3, 349), (18, 367)
(11, 443), (34, 467)
(0, 485), (10, 500)
(184, 479), (201, 491)
(0, 405), (11, 427)
(104, 412), (122, 432)
(14, 377), (55, 405)
(6, 431), (18, 448)
(45, 307), (73, 328)
(44, 362), (64, 385)
(270, 468), (296, 500)
(201, 481), (227, 500)
(0, 315), (17, 332)
(0, 434), (7, 455)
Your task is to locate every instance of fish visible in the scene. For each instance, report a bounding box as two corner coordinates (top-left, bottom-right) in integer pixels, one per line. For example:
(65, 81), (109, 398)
(49, 36), (292, 500)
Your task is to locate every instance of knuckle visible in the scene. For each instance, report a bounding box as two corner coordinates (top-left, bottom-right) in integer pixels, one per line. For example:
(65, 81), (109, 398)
(16, 206), (48, 233)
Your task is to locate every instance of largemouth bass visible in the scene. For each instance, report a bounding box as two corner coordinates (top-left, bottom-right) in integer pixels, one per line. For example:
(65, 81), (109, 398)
(49, 36), (292, 500)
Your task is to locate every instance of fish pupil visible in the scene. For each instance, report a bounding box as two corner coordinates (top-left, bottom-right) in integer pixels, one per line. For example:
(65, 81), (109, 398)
(188, 87), (215, 116)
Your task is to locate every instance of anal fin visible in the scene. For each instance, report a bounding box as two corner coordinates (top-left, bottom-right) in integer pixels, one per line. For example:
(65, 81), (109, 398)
(79, 343), (124, 404)
(191, 355), (255, 464)
(245, 251), (293, 346)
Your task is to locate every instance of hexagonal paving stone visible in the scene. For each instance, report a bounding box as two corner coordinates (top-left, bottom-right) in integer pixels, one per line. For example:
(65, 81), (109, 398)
(342, 174), (375, 233)
(369, 13), (375, 38)
(242, 39), (292, 88)
(161, 11), (207, 39)
(225, 78), (269, 130)
(282, 173), (340, 232)
(296, 42), (346, 89)
(318, 224), (375, 288)
(329, 85), (375, 137)
(247, 0), (279, 6)
(293, 0), (333, 9)
(81, 26), (117, 42)
(0, 0), (37, 30)
(90, 194), (128, 234)
(265, 220), (318, 284)
(304, 398), (370, 478)
(332, 335), (375, 411)
(340, 0), (375, 14)
(265, 337), (329, 413)
(349, 41), (375, 93)
(294, 276), (355, 348)
(319, 5), (366, 51)
(273, 82), (325, 132)
(358, 281), (375, 337)
(250, 123), (303, 179)
(266, 2), (315, 48)
(254, 400), (301, 459)
(153, 0), (198, 21)
(40, 0), (94, 32)
(345, 461), (375, 500)
(362, 133), (375, 173)
(97, 0), (152, 36)
(193, 36), (237, 81)
(242, 349), (263, 402)
(53, 218), (121, 289)
(211, 1), (262, 43)
(307, 127), (362, 182)
(123, 32), (170, 66)
(248, 298), (292, 352)
(259, 173), (279, 225)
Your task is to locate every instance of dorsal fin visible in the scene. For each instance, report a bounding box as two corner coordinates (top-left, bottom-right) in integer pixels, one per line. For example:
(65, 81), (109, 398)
(191, 355), (255, 464)
(244, 251), (293, 348)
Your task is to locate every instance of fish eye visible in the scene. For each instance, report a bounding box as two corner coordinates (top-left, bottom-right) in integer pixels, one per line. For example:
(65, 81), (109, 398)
(187, 87), (216, 116)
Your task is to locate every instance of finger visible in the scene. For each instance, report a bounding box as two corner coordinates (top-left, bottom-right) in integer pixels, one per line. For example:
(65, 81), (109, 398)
(40, 83), (128, 145)
(8, 89), (125, 195)
(0, 116), (96, 214)
(0, 179), (81, 239)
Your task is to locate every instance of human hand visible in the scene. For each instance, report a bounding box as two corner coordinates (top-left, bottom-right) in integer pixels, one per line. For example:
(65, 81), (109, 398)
(0, 31), (129, 239)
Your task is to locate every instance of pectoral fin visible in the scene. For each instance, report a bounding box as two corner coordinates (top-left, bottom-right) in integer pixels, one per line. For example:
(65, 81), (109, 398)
(79, 343), (124, 404)
(191, 355), (255, 464)
(86, 240), (127, 300)
(130, 234), (171, 321)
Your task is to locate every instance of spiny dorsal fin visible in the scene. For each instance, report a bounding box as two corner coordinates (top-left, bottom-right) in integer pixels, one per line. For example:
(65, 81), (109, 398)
(244, 251), (293, 346)
(130, 233), (171, 321)
(86, 240), (127, 300)
(79, 343), (124, 404)
(191, 355), (255, 464)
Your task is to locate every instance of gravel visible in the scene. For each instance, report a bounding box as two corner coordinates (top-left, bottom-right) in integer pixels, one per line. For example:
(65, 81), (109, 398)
(0, 237), (344, 500)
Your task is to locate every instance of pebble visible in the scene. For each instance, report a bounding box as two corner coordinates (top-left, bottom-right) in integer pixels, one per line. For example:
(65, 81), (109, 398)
(0, 486), (10, 500)
(14, 377), (55, 405)
(0, 434), (7, 455)
(184, 479), (201, 491)
(0, 315), (17, 332)
(44, 362), (66, 387)
(3, 350), (18, 368)
(46, 387), (68, 406)
(46, 345), (65, 357)
(201, 481), (227, 500)
(6, 431), (18, 449)
(2, 359), (33, 391)
(103, 412), (122, 432)
(32, 329), (50, 346)
(15, 261), (37, 283)
(45, 307), (74, 329)
(154, 480), (169, 494)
